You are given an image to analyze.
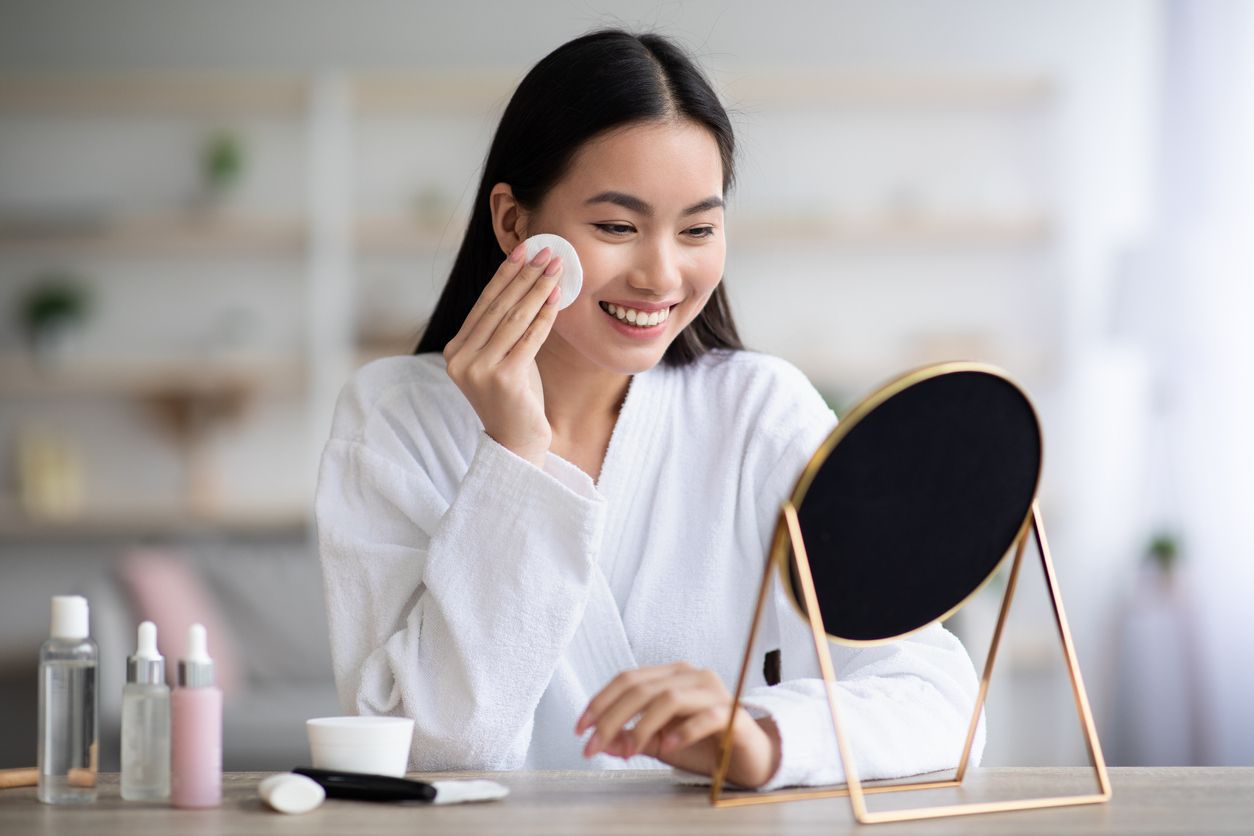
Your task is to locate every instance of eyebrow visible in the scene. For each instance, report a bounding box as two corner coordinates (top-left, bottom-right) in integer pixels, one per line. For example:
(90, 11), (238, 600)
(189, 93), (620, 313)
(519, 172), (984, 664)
(584, 190), (724, 217)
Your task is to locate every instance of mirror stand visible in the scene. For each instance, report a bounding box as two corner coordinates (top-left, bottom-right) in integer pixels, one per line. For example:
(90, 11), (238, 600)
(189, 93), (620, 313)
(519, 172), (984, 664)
(709, 500), (1112, 823)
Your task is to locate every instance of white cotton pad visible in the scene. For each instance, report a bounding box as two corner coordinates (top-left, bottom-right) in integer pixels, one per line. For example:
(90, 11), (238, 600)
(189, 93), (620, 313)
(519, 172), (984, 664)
(522, 233), (583, 310)
(430, 779), (510, 805)
(258, 773), (326, 814)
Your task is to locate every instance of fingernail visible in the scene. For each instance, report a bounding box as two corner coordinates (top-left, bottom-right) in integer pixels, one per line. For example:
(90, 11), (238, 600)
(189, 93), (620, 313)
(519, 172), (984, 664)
(575, 712), (588, 734)
(530, 246), (551, 266)
(662, 733), (680, 752)
(584, 733), (599, 757)
(509, 243), (525, 262)
(543, 256), (562, 276)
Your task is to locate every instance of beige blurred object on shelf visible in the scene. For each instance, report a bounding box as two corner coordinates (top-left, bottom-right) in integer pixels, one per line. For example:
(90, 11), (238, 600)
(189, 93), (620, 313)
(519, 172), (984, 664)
(14, 425), (84, 520)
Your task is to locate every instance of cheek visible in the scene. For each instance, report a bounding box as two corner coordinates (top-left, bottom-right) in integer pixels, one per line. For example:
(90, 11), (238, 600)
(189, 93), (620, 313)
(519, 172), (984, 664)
(682, 248), (725, 303)
(687, 242), (725, 288)
(550, 298), (603, 343)
(571, 245), (621, 295)
(675, 287), (718, 331)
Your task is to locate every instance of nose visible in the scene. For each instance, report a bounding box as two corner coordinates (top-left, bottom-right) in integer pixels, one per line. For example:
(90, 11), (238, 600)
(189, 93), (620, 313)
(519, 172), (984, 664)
(626, 237), (684, 298)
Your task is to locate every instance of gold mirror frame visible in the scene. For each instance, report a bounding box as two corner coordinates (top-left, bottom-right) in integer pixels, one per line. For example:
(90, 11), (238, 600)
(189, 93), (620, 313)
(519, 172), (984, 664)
(776, 361), (1043, 646)
(709, 362), (1111, 823)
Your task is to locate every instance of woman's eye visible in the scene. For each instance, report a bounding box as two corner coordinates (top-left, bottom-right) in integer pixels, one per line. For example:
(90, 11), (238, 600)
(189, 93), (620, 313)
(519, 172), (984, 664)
(594, 223), (635, 235)
(592, 223), (716, 238)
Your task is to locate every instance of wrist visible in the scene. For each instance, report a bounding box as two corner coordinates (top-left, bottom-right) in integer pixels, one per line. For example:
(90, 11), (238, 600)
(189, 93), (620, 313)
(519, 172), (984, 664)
(726, 715), (782, 789)
(509, 445), (549, 470)
(485, 432), (549, 469)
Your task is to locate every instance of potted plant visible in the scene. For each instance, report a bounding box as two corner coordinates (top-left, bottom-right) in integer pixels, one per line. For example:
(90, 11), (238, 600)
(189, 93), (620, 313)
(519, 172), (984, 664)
(1147, 532), (1180, 575)
(18, 274), (92, 368)
(194, 131), (246, 216)
(202, 131), (244, 194)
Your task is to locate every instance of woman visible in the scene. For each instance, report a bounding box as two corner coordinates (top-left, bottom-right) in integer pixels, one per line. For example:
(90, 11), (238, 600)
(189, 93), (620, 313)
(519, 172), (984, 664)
(315, 28), (984, 790)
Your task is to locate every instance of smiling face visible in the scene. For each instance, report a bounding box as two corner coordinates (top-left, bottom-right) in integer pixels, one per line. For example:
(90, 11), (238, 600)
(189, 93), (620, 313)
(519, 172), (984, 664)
(496, 118), (727, 376)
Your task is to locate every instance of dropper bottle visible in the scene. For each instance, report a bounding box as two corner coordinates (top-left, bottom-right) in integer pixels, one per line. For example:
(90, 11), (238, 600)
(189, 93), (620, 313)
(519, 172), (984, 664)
(121, 621), (170, 801)
(170, 623), (222, 808)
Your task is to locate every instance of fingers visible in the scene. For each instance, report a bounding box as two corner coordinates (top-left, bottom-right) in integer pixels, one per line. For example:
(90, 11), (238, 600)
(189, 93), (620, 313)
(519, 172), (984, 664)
(481, 256), (563, 364)
(580, 664), (727, 759)
(617, 682), (717, 759)
(658, 705), (734, 756)
(461, 248), (559, 356)
(499, 285), (560, 367)
(576, 662), (691, 737)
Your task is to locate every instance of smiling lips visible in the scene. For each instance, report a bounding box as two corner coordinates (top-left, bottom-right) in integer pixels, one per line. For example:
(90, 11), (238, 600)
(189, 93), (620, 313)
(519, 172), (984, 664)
(599, 302), (673, 328)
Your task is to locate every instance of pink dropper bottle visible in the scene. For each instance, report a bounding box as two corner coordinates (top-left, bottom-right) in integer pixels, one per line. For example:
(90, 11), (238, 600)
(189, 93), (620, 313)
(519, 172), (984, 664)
(170, 623), (222, 808)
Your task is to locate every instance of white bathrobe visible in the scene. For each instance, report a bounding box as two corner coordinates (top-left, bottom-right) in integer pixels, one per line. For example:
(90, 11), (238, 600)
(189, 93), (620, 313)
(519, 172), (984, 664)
(314, 348), (985, 790)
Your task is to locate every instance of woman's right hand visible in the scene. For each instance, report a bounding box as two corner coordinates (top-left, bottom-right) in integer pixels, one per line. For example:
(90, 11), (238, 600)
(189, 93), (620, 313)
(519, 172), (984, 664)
(442, 242), (563, 468)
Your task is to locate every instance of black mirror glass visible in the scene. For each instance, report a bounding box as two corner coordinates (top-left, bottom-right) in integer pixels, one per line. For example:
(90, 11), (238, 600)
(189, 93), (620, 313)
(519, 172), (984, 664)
(779, 364), (1043, 644)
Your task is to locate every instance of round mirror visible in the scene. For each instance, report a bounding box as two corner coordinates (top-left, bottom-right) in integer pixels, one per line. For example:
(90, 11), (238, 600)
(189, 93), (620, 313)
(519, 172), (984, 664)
(775, 363), (1043, 644)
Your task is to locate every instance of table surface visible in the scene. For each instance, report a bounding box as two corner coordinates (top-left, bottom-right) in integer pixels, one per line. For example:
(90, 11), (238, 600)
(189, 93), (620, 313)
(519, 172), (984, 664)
(1, 767), (1251, 835)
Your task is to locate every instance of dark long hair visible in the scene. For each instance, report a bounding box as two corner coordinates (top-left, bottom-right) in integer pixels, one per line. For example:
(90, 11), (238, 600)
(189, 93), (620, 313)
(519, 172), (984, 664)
(413, 28), (744, 365)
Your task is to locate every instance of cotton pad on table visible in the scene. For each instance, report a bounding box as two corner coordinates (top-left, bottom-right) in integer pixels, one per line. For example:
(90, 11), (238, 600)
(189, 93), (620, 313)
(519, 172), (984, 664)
(522, 233), (583, 310)
(258, 773), (326, 814)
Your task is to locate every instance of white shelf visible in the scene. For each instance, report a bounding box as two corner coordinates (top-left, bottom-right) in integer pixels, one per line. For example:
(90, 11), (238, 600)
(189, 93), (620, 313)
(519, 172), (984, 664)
(0, 72), (1052, 116)
(0, 354), (305, 397)
(348, 71), (1054, 113)
(0, 214), (306, 257)
(0, 502), (309, 539)
(0, 75), (308, 115)
(355, 212), (1052, 255)
(731, 213), (1051, 247)
(356, 215), (464, 254)
(0, 210), (1049, 260)
(721, 72), (1053, 106)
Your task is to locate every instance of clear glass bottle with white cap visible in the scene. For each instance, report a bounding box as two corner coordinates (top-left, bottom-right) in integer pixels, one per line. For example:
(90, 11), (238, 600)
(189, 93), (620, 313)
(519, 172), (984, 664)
(121, 620), (170, 801)
(37, 595), (98, 804)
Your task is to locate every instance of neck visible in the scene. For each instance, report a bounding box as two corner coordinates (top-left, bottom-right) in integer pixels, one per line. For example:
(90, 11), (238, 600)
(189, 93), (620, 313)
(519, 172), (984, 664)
(535, 337), (631, 440)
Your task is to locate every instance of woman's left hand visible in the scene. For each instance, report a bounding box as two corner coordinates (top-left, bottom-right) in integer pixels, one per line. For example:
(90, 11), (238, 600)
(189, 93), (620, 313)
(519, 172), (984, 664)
(575, 662), (781, 789)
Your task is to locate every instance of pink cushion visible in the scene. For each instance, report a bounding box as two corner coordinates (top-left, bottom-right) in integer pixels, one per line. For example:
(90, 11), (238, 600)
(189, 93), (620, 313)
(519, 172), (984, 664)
(117, 548), (241, 694)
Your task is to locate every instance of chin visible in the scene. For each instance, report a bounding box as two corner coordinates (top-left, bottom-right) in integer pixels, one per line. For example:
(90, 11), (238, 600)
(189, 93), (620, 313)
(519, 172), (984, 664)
(593, 346), (669, 376)
(552, 320), (676, 376)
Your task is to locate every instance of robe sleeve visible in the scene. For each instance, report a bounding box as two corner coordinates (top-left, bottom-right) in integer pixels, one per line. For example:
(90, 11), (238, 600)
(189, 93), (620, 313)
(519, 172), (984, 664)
(738, 614), (987, 790)
(315, 426), (608, 771)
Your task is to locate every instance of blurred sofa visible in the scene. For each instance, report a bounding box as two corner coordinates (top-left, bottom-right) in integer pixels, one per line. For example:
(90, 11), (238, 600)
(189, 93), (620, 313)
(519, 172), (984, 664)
(0, 535), (341, 771)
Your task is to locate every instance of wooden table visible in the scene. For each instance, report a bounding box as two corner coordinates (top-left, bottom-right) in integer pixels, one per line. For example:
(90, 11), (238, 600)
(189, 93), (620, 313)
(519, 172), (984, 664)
(1, 768), (1251, 834)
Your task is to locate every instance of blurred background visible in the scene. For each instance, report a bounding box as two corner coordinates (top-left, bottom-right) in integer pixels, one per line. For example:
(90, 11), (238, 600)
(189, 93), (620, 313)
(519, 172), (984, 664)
(1, 0), (1251, 773)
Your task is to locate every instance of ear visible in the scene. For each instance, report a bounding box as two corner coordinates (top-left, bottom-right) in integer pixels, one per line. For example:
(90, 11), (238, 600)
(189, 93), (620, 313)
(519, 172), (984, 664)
(489, 183), (531, 256)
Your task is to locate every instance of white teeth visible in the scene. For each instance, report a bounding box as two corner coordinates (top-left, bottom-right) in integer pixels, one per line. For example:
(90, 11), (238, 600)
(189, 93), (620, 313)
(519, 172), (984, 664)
(601, 302), (671, 327)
